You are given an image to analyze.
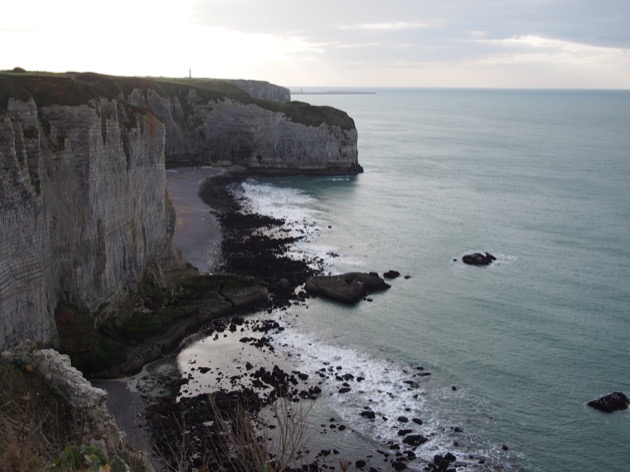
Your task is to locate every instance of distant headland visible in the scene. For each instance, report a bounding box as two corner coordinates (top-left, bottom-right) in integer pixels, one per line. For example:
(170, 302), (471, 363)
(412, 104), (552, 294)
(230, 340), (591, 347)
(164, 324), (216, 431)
(291, 89), (376, 95)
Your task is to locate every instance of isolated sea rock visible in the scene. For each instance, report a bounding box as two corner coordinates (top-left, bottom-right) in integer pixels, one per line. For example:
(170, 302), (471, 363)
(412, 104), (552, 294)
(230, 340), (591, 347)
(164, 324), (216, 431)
(305, 272), (391, 304)
(462, 252), (497, 266)
(587, 392), (629, 412)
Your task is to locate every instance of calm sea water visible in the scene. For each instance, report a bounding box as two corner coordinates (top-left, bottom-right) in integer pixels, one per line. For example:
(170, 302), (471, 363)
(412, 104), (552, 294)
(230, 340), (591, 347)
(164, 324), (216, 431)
(189, 89), (630, 471)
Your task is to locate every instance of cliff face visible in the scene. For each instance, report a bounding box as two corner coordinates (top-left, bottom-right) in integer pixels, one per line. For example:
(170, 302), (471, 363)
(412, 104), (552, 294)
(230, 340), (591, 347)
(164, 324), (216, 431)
(0, 72), (361, 352)
(126, 88), (360, 173)
(0, 93), (180, 351)
(226, 79), (291, 103)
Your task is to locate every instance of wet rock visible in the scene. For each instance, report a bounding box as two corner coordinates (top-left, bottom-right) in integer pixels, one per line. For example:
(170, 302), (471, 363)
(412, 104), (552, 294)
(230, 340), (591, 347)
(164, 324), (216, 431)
(587, 391), (629, 412)
(430, 453), (457, 471)
(305, 272), (391, 304)
(402, 434), (428, 447)
(361, 409), (376, 420)
(383, 270), (401, 279)
(462, 252), (496, 266)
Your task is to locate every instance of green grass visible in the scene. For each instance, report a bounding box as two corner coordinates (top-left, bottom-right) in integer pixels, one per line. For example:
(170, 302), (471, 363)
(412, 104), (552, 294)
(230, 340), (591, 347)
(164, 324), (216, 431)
(0, 70), (355, 130)
(115, 303), (199, 337)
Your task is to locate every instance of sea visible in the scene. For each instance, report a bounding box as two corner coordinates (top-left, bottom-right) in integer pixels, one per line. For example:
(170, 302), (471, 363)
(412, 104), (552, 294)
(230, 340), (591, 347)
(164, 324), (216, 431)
(173, 88), (630, 471)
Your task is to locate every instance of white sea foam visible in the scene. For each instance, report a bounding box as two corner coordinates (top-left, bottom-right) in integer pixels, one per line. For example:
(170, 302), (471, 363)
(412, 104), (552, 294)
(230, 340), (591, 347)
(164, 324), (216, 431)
(232, 179), (355, 272)
(272, 326), (498, 471)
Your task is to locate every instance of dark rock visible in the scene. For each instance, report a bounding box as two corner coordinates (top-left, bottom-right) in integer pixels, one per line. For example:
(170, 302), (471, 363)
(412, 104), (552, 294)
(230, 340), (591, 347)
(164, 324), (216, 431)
(397, 429), (413, 436)
(587, 392), (629, 412)
(402, 434), (428, 447)
(361, 409), (376, 420)
(355, 460), (367, 469)
(304, 272), (391, 304)
(462, 252), (496, 266)
(383, 270), (401, 279)
(431, 453), (457, 471)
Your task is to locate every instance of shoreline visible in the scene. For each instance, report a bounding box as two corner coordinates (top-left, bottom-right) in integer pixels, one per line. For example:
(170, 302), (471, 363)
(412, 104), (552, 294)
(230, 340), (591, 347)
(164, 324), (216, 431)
(99, 164), (319, 469)
(101, 166), (472, 472)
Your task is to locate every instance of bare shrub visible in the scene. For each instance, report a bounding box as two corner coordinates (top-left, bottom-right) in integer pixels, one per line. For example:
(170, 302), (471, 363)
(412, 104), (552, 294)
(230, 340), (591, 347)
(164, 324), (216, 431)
(0, 363), (68, 471)
(151, 393), (312, 472)
(208, 395), (312, 472)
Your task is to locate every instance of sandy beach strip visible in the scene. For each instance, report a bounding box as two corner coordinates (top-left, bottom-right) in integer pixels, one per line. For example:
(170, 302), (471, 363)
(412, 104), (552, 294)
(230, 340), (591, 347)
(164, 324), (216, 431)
(165, 166), (224, 273)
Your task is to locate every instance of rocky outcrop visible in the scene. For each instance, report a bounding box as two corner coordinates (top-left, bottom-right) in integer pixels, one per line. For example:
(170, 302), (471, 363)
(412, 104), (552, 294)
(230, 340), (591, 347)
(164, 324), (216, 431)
(462, 252), (496, 266)
(305, 272), (391, 304)
(0, 92), (182, 352)
(2, 341), (152, 470)
(587, 392), (629, 412)
(126, 89), (360, 174)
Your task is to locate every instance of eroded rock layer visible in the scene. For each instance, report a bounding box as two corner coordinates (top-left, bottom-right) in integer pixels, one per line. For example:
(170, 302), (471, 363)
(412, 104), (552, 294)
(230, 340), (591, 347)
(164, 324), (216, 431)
(0, 94), (180, 351)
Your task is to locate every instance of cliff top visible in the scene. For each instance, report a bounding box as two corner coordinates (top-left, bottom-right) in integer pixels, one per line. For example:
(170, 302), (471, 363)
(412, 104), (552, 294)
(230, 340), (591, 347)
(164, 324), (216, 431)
(0, 70), (355, 130)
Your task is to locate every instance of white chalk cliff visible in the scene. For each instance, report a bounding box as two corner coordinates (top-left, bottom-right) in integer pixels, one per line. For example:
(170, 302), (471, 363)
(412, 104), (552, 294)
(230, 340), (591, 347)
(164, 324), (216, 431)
(0, 73), (361, 352)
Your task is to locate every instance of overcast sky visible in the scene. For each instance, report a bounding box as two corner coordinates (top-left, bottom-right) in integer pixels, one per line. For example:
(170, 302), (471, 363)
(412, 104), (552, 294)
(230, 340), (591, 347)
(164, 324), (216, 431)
(2, 0), (629, 89)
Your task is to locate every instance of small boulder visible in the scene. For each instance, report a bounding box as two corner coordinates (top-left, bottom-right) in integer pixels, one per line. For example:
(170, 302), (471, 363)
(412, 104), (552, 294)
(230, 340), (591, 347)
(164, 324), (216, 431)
(587, 392), (629, 412)
(383, 270), (401, 279)
(403, 434), (428, 447)
(402, 434), (428, 447)
(360, 409), (376, 420)
(462, 252), (496, 266)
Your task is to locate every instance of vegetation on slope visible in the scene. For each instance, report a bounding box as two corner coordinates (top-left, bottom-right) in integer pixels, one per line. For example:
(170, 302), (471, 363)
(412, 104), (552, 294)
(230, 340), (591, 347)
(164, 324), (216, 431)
(0, 69), (355, 130)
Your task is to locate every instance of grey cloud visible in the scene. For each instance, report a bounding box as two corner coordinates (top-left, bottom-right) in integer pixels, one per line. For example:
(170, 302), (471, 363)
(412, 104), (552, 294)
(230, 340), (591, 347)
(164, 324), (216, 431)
(191, 0), (630, 48)
(190, 0), (630, 70)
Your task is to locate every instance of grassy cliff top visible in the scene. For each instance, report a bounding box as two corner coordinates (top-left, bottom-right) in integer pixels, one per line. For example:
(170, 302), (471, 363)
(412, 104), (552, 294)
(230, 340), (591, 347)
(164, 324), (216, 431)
(0, 70), (355, 130)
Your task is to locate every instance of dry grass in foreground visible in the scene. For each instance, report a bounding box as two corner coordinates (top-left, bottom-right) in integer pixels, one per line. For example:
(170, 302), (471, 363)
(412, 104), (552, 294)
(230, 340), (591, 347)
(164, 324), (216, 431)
(0, 362), (69, 472)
